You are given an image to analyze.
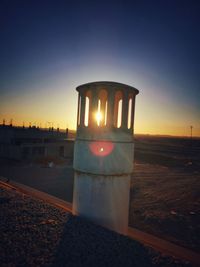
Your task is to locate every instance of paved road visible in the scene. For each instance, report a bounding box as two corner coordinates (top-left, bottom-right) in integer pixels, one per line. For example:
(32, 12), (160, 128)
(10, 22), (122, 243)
(0, 163), (74, 202)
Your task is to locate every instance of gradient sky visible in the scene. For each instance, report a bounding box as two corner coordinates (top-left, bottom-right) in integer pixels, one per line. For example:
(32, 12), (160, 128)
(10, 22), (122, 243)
(0, 0), (200, 136)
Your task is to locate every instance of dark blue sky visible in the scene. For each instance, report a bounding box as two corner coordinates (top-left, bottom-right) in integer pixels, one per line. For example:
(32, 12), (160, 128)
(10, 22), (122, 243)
(0, 0), (200, 135)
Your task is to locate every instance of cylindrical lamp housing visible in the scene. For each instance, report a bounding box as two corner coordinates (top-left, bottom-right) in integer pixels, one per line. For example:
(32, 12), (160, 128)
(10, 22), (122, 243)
(73, 81), (139, 235)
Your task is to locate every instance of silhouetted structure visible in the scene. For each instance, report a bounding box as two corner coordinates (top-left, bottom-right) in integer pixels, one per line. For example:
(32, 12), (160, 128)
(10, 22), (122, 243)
(73, 81), (139, 234)
(190, 125), (193, 139)
(0, 125), (73, 160)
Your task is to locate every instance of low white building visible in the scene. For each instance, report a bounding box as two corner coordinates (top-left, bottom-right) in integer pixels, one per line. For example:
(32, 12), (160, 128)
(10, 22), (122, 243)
(0, 125), (74, 161)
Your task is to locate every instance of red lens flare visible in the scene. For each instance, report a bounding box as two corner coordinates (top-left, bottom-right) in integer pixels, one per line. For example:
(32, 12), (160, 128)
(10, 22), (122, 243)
(89, 141), (114, 157)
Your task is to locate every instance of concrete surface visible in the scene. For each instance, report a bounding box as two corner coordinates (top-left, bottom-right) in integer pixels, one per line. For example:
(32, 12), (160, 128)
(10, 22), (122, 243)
(73, 172), (130, 234)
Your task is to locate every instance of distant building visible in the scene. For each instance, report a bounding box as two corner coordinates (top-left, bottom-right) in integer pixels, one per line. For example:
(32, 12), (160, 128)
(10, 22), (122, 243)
(0, 125), (74, 161)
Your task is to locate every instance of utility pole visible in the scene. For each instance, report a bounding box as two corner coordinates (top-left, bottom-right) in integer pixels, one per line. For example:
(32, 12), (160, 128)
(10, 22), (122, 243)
(190, 125), (193, 139)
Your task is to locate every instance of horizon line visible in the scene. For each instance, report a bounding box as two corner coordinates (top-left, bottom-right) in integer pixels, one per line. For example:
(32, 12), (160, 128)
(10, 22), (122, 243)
(1, 124), (199, 139)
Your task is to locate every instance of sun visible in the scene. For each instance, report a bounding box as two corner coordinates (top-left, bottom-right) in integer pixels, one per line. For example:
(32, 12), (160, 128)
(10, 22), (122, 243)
(95, 111), (102, 126)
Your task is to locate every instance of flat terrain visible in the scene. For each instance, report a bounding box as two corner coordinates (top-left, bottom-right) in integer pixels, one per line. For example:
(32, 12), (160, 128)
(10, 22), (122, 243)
(0, 135), (199, 252)
(130, 136), (200, 252)
(0, 160), (74, 202)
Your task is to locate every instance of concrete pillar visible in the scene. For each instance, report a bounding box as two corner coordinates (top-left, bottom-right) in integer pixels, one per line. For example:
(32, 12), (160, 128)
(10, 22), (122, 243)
(73, 81), (139, 235)
(107, 89), (115, 128)
(80, 92), (86, 126)
(122, 90), (129, 129)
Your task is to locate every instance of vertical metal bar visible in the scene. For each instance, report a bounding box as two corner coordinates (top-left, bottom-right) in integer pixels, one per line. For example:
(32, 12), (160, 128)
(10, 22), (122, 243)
(91, 89), (98, 126)
(122, 90), (129, 129)
(131, 95), (136, 134)
(107, 88), (115, 128)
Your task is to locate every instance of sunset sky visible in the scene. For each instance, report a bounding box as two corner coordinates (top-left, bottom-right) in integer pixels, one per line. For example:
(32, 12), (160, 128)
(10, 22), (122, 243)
(0, 0), (200, 136)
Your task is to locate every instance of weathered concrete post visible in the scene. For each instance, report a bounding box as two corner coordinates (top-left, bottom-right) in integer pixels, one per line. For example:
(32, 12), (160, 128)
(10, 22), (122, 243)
(73, 81), (139, 235)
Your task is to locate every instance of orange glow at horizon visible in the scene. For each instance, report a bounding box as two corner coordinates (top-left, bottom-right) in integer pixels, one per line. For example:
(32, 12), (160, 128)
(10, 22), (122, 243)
(1, 112), (200, 137)
(0, 78), (200, 137)
(1, 114), (200, 137)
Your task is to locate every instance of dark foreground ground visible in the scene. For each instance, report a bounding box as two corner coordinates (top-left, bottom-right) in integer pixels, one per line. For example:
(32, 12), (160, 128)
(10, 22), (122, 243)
(0, 186), (192, 267)
(131, 136), (200, 253)
(0, 135), (199, 253)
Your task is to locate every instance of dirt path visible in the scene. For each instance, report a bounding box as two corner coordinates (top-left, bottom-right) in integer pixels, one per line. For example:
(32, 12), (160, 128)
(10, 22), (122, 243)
(130, 163), (200, 252)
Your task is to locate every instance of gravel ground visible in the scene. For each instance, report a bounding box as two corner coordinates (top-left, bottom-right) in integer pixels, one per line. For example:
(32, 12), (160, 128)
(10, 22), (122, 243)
(0, 186), (192, 267)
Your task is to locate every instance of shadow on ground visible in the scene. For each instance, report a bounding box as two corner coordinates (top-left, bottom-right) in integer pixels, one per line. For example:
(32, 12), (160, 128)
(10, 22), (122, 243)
(51, 215), (190, 267)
